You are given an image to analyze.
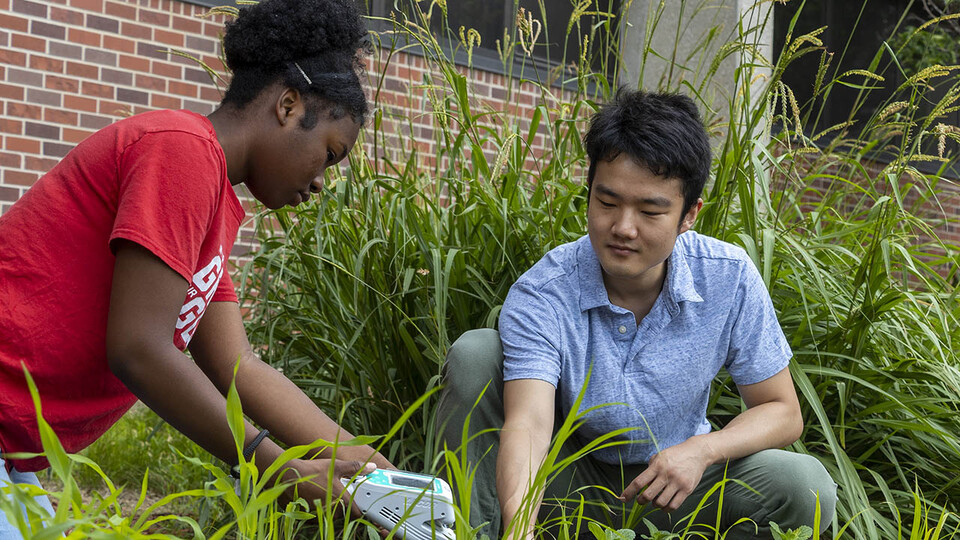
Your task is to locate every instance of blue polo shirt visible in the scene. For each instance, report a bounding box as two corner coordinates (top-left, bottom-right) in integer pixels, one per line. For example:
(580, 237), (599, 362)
(499, 231), (791, 465)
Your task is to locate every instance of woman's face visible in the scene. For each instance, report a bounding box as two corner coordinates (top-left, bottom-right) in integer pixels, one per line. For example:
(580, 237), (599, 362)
(246, 96), (360, 210)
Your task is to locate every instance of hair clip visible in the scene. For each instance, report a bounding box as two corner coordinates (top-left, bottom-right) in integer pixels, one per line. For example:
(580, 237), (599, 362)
(294, 62), (312, 85)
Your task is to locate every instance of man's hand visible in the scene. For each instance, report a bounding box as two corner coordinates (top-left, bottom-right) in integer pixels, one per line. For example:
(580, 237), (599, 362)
(619, 436), (714, 512)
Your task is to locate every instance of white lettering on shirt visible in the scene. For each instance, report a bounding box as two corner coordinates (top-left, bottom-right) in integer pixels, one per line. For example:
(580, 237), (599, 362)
(175, 246), (224, 347)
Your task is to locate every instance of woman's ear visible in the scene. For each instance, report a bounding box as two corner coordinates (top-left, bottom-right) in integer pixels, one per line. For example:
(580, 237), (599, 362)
(275, 88), (302, 126)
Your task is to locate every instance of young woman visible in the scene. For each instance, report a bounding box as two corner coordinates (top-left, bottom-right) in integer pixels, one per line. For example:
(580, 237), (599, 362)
(0, 0), (392, 532)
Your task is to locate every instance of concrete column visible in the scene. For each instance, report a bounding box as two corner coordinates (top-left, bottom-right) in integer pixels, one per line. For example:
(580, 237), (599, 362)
(619, 0), (773, 138)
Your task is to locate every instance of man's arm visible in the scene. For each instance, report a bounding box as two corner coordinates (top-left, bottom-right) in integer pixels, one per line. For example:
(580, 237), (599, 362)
(498, 378), (556, 540)
(620, 367), (802, 511)
(188, 300), (392, 469)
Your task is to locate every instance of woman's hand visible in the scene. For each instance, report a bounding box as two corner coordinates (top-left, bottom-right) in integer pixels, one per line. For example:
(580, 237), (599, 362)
(278, 458), (377, 518)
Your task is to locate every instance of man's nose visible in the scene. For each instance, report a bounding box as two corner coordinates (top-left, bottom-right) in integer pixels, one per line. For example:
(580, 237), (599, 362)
(612, 212), (639, 239)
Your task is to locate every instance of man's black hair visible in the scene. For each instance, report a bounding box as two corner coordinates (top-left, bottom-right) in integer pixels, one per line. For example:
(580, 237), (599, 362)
(220, 0), (369, 128)
(583, 88), (711, 215)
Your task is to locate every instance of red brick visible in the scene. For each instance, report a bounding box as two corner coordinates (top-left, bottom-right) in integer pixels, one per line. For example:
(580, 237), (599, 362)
(42, 141), (73, 158)
(98, 100), (131, 116)
(120, 22), (151, 40)
(70, 0), (103, 11)
(103, 35), (136, 54)
(172, 15), (202, 34)
(0, 13), (29, 32)
(50, 6), (84, 25)
(105, 1), (136, 20)
(4, 136), (40, 153)
(118, 54), (149, 72)
(24, 155), (58, 171)
(199, 85), (222, 103)
(68, 28), (100, 47)
(11, 33), (45, 52)
(45, 75), (79, 93)
(86, 14), (119, 33)
(7, 102), (41, 120)
(134, 73), (165, 91)
(66, 61), (98, 79)
(0, 152), (22, 168)
(150, 94), (180, 109)
(79, 113), (112, 129)
(0, 117), (23, 133)
(201, 55), (224, 71)
(29, 55), (65, 73)
(138, 9), (169, 26)
(80, 81), (112, 98)
(154, 29), (183, 47)
(152, 61), (180, 78)
(168, 80), (197, 98)
(5, 170), (38, 186)
(31, 20), (67, 40)
(62, 127), (92, 143)
(203, 22), (221, 38)
(24, 121), (59, 139)
(64, 94), (98, 112)
(0, 83), (23, 101)
(12, 0), (45, 17)
(44, 108), (78, 125)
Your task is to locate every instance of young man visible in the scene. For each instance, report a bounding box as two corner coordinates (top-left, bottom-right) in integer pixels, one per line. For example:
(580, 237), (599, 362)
(437, 89), (836, 539)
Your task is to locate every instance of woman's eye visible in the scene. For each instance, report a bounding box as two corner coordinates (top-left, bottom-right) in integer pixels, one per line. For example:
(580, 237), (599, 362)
(327, 150), (336, 163)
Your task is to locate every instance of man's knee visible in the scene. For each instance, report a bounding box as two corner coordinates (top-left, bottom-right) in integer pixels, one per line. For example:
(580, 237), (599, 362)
(750, 450), (837, 533)
(442, 329), (504, 400)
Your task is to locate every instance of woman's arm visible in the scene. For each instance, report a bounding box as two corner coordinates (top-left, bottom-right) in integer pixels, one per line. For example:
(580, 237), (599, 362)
(106, 241), (389, 510)
(188, 299), (393, 469)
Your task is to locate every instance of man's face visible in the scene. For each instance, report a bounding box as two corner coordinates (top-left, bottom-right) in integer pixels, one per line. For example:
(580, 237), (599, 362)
(587, 154), (701, 290)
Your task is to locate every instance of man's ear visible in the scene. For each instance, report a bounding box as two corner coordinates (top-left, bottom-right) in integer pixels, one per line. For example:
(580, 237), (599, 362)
(679, 198), (703, 234)
(275, 88), (302, 126)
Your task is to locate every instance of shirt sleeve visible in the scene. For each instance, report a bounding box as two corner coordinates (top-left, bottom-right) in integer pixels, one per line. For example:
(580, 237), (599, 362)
(212, 269), (238, 303)
(499, 280), (563, 386)
(723, 259), (792, 385)
(110, 131), (223, 284)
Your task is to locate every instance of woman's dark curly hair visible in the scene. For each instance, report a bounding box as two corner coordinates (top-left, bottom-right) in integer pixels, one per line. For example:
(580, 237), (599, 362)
(220, 0), (369, 128)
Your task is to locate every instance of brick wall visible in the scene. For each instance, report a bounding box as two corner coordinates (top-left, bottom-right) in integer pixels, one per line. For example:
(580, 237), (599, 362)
(1, 0), (955, 263)
(0, 0), (229, 203)
(0, 0), (558, 260)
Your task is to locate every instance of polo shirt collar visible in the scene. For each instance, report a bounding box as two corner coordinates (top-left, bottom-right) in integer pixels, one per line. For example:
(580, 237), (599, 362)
(576, 234), (703, 313)
(664, 242), (704, 305)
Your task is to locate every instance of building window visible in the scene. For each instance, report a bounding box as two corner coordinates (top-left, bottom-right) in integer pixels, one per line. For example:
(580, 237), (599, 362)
(774, 0), (959, 171)
(367, 0), (623, 80)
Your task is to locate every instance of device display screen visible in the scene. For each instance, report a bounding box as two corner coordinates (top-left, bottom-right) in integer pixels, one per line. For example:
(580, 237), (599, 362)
(391, 476), (434, 491)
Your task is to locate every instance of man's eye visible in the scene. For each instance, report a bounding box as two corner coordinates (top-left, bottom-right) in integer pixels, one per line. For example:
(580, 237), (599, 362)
(642, 211), (664, 216)
(599, 200), (615, 208)
(327, 150), (336, 163)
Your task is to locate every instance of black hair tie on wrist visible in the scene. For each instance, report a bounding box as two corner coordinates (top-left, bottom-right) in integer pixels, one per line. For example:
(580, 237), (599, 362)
(230, 428), (270, 479)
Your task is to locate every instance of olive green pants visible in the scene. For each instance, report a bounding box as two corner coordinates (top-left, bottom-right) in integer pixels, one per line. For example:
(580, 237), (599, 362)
(436, 329), (837, 539)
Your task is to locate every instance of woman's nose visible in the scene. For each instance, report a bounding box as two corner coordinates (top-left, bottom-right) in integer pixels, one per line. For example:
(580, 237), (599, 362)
(309, 176), (324, 193)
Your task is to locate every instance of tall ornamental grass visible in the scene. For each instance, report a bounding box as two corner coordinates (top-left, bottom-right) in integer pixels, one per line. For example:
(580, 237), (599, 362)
(4, 0), (958, 538)
(240, 0), (960, 537)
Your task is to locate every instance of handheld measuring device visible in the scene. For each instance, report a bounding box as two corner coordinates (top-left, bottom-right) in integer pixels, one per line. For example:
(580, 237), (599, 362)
(342, 469), (456, 540)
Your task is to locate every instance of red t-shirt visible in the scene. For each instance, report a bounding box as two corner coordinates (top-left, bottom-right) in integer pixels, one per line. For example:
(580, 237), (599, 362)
(0, 110), (245, 472)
